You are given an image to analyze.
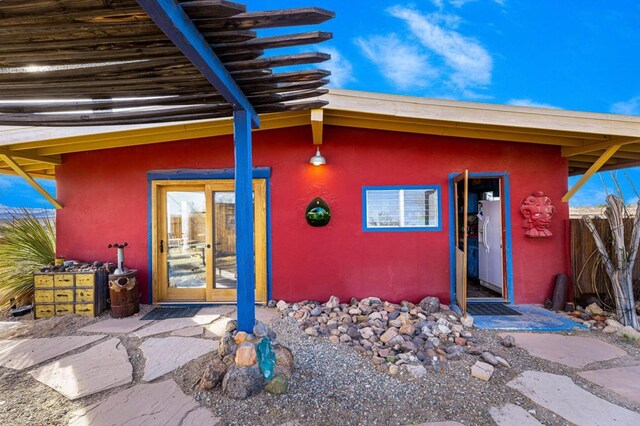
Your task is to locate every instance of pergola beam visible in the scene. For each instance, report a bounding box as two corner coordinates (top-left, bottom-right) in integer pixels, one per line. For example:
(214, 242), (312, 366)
(311, 108), (323, 145)
(136, 0), (259, 128)
(0, 154), (62, 208)
(561, 137), (640, 157)
(563, 144), (622, 202)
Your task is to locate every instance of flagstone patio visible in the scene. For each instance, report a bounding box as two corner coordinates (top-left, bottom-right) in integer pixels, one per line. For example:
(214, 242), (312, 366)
(1, 305), (639, 425)
(488, 403), (542, 426)
(507, 370), (640, 425)
(141, 336), (218, 381)
(29, 338), (132, 400)
(498, 332), (628, 368)
(68, 379), (220, 426)
(0, 335), (104, 370)
(578, 365), (640, 404)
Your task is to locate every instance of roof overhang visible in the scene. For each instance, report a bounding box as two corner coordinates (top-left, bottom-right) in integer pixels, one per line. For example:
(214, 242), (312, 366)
(1, 88), (639, 199)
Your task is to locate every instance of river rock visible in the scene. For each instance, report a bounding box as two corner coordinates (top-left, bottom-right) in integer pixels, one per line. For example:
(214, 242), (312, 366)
(446, 345), (465, 360)
(222, 365), (265, 400)
(501, 335), (516, 348)
(253, 323), (270, 338)
(234, 331), (248, 344)
(605, 319), (624, 329)
(339, 334), (352, 343)
(495, 356), (511, 368)
(326, 295), (340, 309)
(585, 303), (604, 316)
(481, 351), (499, 366)
(359, 327), (374, 339)
(265, 375), (288, 395)
(200, 358), (227, 390)
(219, 334), (237, 358)
(618, 326), (640, 340)
(399, 324), (416, 335)
(460, 314), (474, 328)
(405, 364), (427, 379)
(276, 300), (288, 311)
(419, 297), (440, 314)
(471, 361), (494, 381)
(235, 342), (257, 367)
(225, 320), (238, 333)
(400, 341), (417, 352)
(380, 328), (398, 344)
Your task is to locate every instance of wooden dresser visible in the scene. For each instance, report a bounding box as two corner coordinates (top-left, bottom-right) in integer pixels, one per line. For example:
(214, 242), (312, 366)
(33, 271), (107, 319)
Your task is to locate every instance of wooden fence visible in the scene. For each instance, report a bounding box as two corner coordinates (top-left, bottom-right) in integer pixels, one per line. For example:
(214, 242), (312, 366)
(571, 218), (639, 307)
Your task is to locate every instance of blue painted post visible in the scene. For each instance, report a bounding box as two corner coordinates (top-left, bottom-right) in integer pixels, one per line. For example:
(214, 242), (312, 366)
(234, 110), (256, 332)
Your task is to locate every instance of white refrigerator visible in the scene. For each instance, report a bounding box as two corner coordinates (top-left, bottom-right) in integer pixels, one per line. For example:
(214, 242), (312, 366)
(477, 199), (503, 295)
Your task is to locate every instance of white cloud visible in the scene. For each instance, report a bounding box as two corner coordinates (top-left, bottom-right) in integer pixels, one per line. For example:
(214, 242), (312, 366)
(319, 47), (354, 88)
(434, 0), (505, 9)
(355, 34), (435, 91)
(388, 5), (493, 94)
(507, 98), (561, 109)
(449, 0), (478, 7)
(611, 96), (640, 116)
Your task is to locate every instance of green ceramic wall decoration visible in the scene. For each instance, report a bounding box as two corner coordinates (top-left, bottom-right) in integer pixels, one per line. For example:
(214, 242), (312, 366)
(305, 197), (331, 226)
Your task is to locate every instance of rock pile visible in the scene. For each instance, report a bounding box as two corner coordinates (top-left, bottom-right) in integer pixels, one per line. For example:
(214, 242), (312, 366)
(199, 320), (295, 399)
(40, 261), (115, 274)
(556, 299), (640, 340)
(277, 295), (510, 380)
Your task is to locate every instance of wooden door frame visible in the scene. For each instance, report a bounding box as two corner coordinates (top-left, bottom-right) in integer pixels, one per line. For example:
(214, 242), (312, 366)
(448, 172), (515, 307)
(151, 178), (267, 304)
(453, 170), (469, 315)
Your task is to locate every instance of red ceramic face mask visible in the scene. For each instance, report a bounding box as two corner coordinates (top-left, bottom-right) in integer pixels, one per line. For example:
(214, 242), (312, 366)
(520, 191), (556, 238)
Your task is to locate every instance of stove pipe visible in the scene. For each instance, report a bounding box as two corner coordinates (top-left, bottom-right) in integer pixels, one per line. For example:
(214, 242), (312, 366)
(108, 242), (129, 275)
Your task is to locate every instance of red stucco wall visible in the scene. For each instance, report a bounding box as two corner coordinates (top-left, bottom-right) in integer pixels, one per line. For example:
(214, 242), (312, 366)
(55, 125), (570, 305)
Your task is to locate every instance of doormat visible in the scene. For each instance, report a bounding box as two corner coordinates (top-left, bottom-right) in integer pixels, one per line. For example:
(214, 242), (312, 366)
(141, 307), (201, 320)
(467, 303), (522, 316)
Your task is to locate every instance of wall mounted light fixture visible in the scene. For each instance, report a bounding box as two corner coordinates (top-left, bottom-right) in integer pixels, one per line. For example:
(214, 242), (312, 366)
(309, 146), (326, 166)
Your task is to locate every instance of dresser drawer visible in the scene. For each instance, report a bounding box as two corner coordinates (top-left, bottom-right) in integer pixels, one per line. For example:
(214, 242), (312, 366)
(54, 274), (74, 288)
(34, 290), (54, 304)
(75, 273), (95, 288)
(35, 304), (55, 318)
(75, 288), (94, 303)
(55, 304), (74, 316)
(34, 275), (54, 289)
(54, 289), (74, 303)
(75, 303), (94, 317)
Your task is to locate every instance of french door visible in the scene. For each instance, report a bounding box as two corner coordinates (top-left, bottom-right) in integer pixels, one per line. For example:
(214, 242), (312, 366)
(152, 179), (267, 303)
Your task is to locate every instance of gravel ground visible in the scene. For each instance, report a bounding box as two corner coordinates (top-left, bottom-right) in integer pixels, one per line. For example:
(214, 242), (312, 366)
(1, 309), (639, 426)
(179, 316), (640, 426)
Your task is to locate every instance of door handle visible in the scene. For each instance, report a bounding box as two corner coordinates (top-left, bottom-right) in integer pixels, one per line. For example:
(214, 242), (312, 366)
(160, 240), (164, 253)
(206, 244), (211, 249)
(482, 219), (490, 252)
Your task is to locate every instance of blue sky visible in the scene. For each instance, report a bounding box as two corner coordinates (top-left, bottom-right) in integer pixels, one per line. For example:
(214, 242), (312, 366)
(1, 0), (639, 208)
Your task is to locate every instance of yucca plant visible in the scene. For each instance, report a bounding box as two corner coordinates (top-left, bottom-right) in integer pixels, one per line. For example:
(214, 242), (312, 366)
(0, 209), (55, 308)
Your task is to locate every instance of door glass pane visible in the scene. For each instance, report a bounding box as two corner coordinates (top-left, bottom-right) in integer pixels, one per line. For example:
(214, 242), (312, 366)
(214, 192), (237, 289)
(166, 191), (207, 288)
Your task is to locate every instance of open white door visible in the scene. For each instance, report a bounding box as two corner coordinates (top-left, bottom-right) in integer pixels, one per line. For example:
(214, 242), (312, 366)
(454, 170), (469, 316)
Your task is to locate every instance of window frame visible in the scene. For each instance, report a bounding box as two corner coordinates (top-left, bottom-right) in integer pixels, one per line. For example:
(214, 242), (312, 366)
(362, 185), (442, 232)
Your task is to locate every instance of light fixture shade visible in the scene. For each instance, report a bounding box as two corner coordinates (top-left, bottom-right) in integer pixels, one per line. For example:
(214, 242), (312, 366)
(310, 147), (326, 166)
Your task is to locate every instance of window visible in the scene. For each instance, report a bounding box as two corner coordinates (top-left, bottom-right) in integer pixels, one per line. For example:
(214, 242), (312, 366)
(363, 186), (441, 231)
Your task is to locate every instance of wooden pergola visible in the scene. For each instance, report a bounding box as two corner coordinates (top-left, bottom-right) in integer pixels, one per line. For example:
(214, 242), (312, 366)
(0, 0), (334, 332)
